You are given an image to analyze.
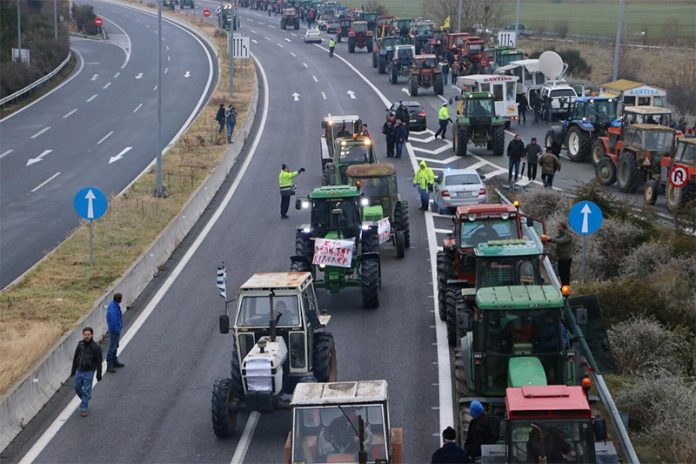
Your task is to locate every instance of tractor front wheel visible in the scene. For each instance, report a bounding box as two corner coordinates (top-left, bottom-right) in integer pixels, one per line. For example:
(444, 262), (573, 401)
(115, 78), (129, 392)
(595, 158), (617, 186)
(395, 230), (405, 258)
(362, 230), (379, 253)
(372, 52), (377, 68)
(313, 332), (337, 382)
(644, 179), (659, 205)
(566, 126), (590, 162)
(454, 126), (467, 156)
(389, 64), (398, 84)
(544, 130), (556, 154)
(211, 376), (243, 438)
(617, 151), (641, 193)
(378, 56), (386, 74)
(394, 201), (410, 248)
(591, 140), (606, 166)
(291, 232), (313, 272)
(436, 250), (454, 321)
(361, 258), (380, 308)
(492, 125), (505, 156)
(367, 39), (373, 53)
(666, 182), (694, 211)
(409, 76), (418, 96)
(434, 73), (444, 95)
(348, 37), (356, 53)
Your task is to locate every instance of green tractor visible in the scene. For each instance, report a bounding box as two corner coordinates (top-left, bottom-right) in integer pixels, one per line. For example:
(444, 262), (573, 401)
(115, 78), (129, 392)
(291, 186), (382, 308)
(320, 115), (376, 186)
(346, 163), (411, 258)
(452, 92), (506, 157)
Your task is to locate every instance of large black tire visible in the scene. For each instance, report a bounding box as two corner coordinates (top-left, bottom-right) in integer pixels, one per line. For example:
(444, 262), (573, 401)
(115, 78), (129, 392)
(372, 52), (377, 68)
(348, 37), (356, 53)
(294, 23), (299, 30)
(434, 73), (444, 95)
(336, 34), (341, 43)
(361, 258), (380, 308)
(644, 179), (659, 205)
(322, 163), (336, 185)
(492, 125), (505, 156)
(454, 126), (467, 156)
(409, 76), (418, 96)
(361, 230), (379, 253)
(395, 231), (405, 258)
(281, 21), (286, 30)
(445, 287), (458, 347)
(313, 332), (337, 382)
(394, 201), (410, 248)
(436, 250), (454, 321)
(595, 158), (617, 186)
(390, 64), (398, 84)
(211, 345), (243, 438)
(591, 140), (606, 166)
(291, 231), (313, 272)
(544, 130), (556, 153)
(566, 126), (591, 162)
(666, 182), (694, 212)
(367, 39), (373, 53)
(617, 151), (641, 193)
(378, 56), (386, 74)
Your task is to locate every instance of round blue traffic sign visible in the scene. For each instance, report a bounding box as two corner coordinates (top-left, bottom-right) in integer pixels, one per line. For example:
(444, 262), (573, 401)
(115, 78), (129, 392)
(568, 201), (603, 236)
(73, 187), (108, 220)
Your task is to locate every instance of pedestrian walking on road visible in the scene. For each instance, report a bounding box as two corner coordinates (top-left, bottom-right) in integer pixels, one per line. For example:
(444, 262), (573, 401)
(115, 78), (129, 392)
(383, 117), (396, 157)
(71, 327), (102, 417)
(539, 146), (561, 188)
(507, 133), (525, 185)
(464, 401), (497, 460)
(441, 60), (450, 86)
(215, 103), (226, 136)
(413, 160), (435, 211)
(106, 293), (125, 373)
(225, 105), (237, 144)
(434, 103), (452, 139)
(328, 38), (335, 57)
(525, 137), (542, 181)
(279, 163), (305, 218)
(394, 119), (407, 159)
(547, 222), (573, 285)
(451, 61), (460, 85)
(432, 426), (468, 463)
(517, 92), (529, 125)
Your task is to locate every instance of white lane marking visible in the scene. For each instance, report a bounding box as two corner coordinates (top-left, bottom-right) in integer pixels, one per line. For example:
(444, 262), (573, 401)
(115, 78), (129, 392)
(86, 94), (98, 102)
(0, 149), (14, 160)
(90, 73), (99, 81)
(99, 14), (131, 69)
(30, 126), (51, 139)
(184, 71), (191, 78)
(132, 103), (143, 113)
(164, 67), (169, 74)
(269, 24), (275, 28)
(166, 45), (170, 51)
(17, 52), (270, 464)
(290, 33), (297, 37)
(153, 85), (158, 91)
(292, 92), (301, 101)
(113, 71), (120, 78)
(277, 43), (284, 48)
(135, 72), (143, 79)
(302, 62), (308, 68)
(102, 82), (111, 89)
(290, 51), (296, 57)
(168, 55), (171, 61)
(109, 146), (133, 164)
(0, 48), (84, 123)
(251, 29), (257, 33)
(62, 108), (78, 119)
(230, 412), (261, 464)
(437, 95), (448, 103)
(26, 149), (53, 166)
(31, 172), (61, 193)
(265, 36), (271, 41)
(251, 39), (258, 44)
(346, 89), (356, 99)
(284, 37), (291, 42)
(97, 131), (114, 145)
(322, 91), (327, 100)
(312, 75), (318, 82)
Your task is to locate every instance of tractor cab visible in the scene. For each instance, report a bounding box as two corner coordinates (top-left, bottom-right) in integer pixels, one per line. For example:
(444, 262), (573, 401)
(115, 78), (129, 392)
(480, 386), (618, 464)
(321, 115), (375, 185)
(460, 36), (487, 74)
(457, 75), (520, 122)
(473, 240), (545, 289)
(567, 97), (618, 127)
(621, 105), (672, 128)
(496, 48), (525, 68)
(444, 32), (469, 53)
(395, 18), (412, 37)
(664, 137), (696, 211)
(284, 380), (403, 464)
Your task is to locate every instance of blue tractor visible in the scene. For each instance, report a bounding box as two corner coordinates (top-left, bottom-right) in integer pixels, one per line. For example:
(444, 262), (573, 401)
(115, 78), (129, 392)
(545, 97), (620, 163)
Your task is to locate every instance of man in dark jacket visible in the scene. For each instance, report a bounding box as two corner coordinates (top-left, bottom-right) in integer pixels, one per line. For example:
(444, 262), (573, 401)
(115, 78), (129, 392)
(525, 137), (542, 181)
(547, 222), (573, 285)
(383, 118), (396, 157)
(394, 119), (408, 159)
(507, 133), (525, 184)
(71, 327), (103, 417)
(215, 103), (226, 136)
(464, 401), (497, 459)
(432, 426), (468, 463)
(517, 92), (529, 125)
(106, 293), (125, 373)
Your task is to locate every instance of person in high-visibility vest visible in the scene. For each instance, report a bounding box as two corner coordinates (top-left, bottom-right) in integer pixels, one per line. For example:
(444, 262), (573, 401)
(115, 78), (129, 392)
(279, 163), (305, 218)
(413, 160), (435, 211)
(434, 102), (452, 139)
(328, 38), (335, 57)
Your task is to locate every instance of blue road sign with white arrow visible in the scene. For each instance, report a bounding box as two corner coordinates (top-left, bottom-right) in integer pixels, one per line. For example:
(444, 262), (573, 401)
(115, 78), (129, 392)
(568, 200), (603, 235)
(73, 187), (108, 220)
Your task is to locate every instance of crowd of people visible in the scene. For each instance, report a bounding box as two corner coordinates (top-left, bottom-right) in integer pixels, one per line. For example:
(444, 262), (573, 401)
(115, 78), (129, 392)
(507, 133), (561, 188)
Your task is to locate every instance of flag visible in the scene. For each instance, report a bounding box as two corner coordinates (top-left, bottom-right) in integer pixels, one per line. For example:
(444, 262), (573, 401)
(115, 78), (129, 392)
(216, 263), (227, 300)
(441, 16), (450, 31)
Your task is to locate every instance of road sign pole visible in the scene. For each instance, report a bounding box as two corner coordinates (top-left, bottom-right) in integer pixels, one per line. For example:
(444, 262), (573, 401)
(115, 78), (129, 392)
(581, 235), (587, 283)
(16, 0), (22, 54)
(612, 0), (625, 81)
(155, 0), (164, 197)
(228, 32), (234, 96)
(89, 220), (94, 266)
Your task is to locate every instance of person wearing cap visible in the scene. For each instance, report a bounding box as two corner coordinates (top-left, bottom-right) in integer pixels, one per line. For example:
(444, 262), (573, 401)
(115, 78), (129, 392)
(431, 426), (468, 463)
(413, 160), (435, 211)
(279, 164), (305, 219)
(464, 400), (497, 459)
(434, 103), (452, 139)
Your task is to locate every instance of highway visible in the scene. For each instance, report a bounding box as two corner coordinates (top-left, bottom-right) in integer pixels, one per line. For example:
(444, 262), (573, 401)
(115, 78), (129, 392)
(0, 0), (217, 289)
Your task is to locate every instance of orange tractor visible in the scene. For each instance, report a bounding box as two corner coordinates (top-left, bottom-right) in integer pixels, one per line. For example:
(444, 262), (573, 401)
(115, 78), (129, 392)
(459, 35), (488, 75)
(648, 136), (696, 210)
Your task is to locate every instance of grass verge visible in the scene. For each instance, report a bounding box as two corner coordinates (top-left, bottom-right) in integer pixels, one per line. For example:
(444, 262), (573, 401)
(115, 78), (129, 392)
(0, 10), (256, 397)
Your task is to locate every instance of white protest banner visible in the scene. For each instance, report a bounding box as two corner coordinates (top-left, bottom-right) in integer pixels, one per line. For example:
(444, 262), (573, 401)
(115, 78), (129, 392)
(313, 238), (354, 268)
(377, 218), (391, 244)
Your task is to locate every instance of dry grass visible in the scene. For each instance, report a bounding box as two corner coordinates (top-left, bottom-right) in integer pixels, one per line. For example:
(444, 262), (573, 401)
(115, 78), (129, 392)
(0, 9), (256, 396)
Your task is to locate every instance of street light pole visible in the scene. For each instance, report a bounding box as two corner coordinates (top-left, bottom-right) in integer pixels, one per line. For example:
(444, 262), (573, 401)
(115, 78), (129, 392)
(457, 0), (462, 33)
(16, 0), (22, 55)
(611, 0), (625, 81)
(515, 0), (520, 38)
(54, 0), (58, 41)
(154, 0), (164, 196)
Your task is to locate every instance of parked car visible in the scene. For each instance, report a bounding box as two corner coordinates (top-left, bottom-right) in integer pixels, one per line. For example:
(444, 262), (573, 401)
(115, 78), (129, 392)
(303, 28), (323, 43)
(432, 169), (488, 213)
(387, 101), (427, 131)
(504, 23), (532, 36)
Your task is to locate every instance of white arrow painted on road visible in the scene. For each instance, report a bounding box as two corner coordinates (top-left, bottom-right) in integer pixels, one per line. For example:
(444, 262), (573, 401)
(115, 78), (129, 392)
(347, 90), (356, 99)
(292, 92), (300, 101)
(581, 203), (592, 234)
(109, 146), (133, 164)
(85, 189), (96, 219)
(26, 149), (53, 166)
(90, 74), (99, 81)
(135, 72), (143, 79)
(284, 38), (292, 42)
(251, 39), (258, 44)
(184, 71), (191, 78)
(401, 87), (410, 95)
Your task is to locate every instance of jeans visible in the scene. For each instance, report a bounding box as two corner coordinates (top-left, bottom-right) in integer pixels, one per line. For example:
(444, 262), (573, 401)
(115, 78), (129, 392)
(527, 162), (538, 181)
(435, 120), (448, 139)
(508, 158), (521, 182)
(226, 122), (236, 142)
(218, 122), (225, 135)
(417, 186), (429, 210)
(542, 173), (555, 188)
(280, 189), (292, 217)
(519, 110), (526, 124)
(443, 71), (449, 84)
(558, 259), (572, 285)
(107, 330), (120, 368)
(386, 137), (395, 157)
(395, 141), (403, 158)
(74, 370), (94, 412)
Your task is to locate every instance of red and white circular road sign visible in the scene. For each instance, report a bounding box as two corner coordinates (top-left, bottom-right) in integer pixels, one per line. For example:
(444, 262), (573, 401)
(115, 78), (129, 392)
(669, 165), (688, 188)
(202, 8), (211, 17)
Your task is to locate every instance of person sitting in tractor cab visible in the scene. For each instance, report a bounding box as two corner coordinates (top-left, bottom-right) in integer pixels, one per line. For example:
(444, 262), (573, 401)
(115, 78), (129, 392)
(336, 200), (360, 239)
(527, 426), (577, 463)
(470, 222), (501, 246)
(318, 408), (371, 461)
(502, 316), (539, 353)
(336, 123), (351, 138)
(468, 99), (489, 117)
(422, 57), (436, 68)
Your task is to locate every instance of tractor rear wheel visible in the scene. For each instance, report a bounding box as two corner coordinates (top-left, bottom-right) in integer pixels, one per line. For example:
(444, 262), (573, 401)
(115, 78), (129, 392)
(644, 179), (659, 205)
(394, 201), (410, 248)
(492, 125), (505, 156)
(436, 250), (454, 321)
(348, 37), (356, 53)
(291, 232), (313, 272)
(389, 64), (398, 84)
(372, 52), (377, 68)
(361, 258), (380, 308)
(617, 151), (641, 193)
(378, 56), (386, 74)
(395, 231), (405, 258)
(434, 73), (444, 95)
(409, 76), (418, 96)
(566, 126), (590, 162)
(666, 182), (694, 211)
(313, 332), (337, 382)
(454, 126), (467, 156)
(591, 140), (606, 166)
(445, 287), (458, 347)
(595, 158), (617, 186)
(367, 39), (373, 53)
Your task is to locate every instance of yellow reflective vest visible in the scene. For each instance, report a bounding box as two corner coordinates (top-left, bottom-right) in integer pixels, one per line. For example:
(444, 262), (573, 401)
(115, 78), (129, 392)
(413, 167), (435, 189)
(279, 170), (298, 189)
(438, 106), (449, 121)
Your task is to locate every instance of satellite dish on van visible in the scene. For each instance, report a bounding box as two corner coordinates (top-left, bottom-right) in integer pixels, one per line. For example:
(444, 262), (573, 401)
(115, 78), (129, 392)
(538, 51), (564, 80)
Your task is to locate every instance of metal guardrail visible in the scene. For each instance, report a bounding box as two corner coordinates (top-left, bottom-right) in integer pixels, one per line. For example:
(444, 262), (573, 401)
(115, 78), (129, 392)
(495, 187), (640, 464)
(0, 52), (71, 107)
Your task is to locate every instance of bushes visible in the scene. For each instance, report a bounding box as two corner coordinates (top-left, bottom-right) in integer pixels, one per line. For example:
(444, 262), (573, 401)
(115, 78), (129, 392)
(517, 188), (568, 219)
(619, 241), (672, 278)
(73, 4), (99, 35)
(584, 217), (643, 280)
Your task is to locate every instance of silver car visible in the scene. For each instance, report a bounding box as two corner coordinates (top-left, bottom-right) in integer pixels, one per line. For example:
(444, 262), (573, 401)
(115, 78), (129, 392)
(432, 169), (487, 214)
(303, 28), (323, 43)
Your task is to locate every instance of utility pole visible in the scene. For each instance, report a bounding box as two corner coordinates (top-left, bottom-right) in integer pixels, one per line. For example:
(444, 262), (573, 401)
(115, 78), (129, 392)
(515, 0), (520, 38)
(457, 0), (462, 33)
(612, 0), (625, 81)
(16, 0), (22, 56)
(54, 0), (58, 41)
(154, 0), (164, 197)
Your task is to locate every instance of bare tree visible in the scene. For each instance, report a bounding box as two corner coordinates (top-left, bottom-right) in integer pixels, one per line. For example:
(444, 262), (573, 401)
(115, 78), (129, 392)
(467, 0), (511, 32)
(424, 0), (457, 27)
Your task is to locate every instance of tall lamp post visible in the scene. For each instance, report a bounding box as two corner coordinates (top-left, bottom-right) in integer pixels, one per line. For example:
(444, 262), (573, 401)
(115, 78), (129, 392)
(16, 0), (22, 57)
(611, 0), (625, 81)
(154, 0), (164, 196)
(515, 0), (520, 38)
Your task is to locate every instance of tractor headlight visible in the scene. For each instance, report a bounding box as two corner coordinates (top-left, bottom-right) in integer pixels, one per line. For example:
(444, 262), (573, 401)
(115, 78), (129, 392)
(468, 214), (476, 221)
(301, 200), (310, 209)
(501, 213), (509, 220)
(303, 227), (311, 233)
(360, 197), (369, 206)
(361, 224), (370, 230)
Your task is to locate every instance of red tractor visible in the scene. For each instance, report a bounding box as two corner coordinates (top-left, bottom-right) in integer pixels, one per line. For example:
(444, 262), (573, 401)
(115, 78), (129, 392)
(442, 32), (469, 57)
(459, 35), (488, 75)
(653, 136), (696, 211)
(347, 20), (373, 53)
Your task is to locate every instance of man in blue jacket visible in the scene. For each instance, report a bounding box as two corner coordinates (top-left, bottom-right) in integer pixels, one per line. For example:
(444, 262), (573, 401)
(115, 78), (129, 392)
(106, 293), (125, 373)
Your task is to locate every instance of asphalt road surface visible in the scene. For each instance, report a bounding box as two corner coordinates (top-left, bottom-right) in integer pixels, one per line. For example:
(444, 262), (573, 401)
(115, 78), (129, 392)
(0, 0), (217, 289)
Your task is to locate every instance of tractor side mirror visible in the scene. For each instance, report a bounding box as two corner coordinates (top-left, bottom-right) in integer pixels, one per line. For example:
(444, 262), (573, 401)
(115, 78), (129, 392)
(480, 174), (486, 180)
(575, 306), (588, 325)
(219, 315), (230, 334)
(592, 418), (608, 441)
(295, 199), (302, 210)
(526, 217), (534, 227)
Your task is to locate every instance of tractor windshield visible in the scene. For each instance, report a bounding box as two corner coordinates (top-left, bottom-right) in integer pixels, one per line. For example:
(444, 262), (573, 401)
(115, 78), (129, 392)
(382, 37), (400, 48)
(508, 420), (596, 464)
(468, 43), (483, 53)
(499, 52), (524, 66)
(624, 112), (671, 127)
(311, 199), (361, 237)
(356, 177), (390, 200)
(339, 145), (371, 163)
(582, 101), (617, 124)
(352, 21), (367, 32)
(292, 404), (388, 463)
(237, 295), (301, 327)
(397, 48), (413, 60)
(465, 98), (494, 118)
(675, 141), (696, 164)
(640, 130), (674, 151)
(475, 255), (543, 288)
(460, 220), (516, 248)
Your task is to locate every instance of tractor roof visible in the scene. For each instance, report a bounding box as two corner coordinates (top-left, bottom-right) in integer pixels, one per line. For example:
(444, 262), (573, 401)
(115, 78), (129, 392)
(324, 115), (360, 125)
(508, 357), (548, 388)
(291, 380), (388, 406)
(461, 91), (495, 99)
(309, 185), (360, 199)
(474, 239), (540, 257)
(456, 203), (517, 218)
(475, 285), (563, 310)
(458, 74), (519, 85)
(679, 137), (696, 146)
(630, 123), (674, 132)
(623, 105), (671, 115)
(506, 386), (591, 420)
(576, 96), (615, 103)
(346, 163), (396, 178)
(415, 54), (437, 59)
(240, 272), (312, 292)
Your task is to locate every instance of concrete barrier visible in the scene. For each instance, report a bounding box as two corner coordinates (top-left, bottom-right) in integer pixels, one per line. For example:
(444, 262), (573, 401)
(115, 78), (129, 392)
(0, 4), (259, 452)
